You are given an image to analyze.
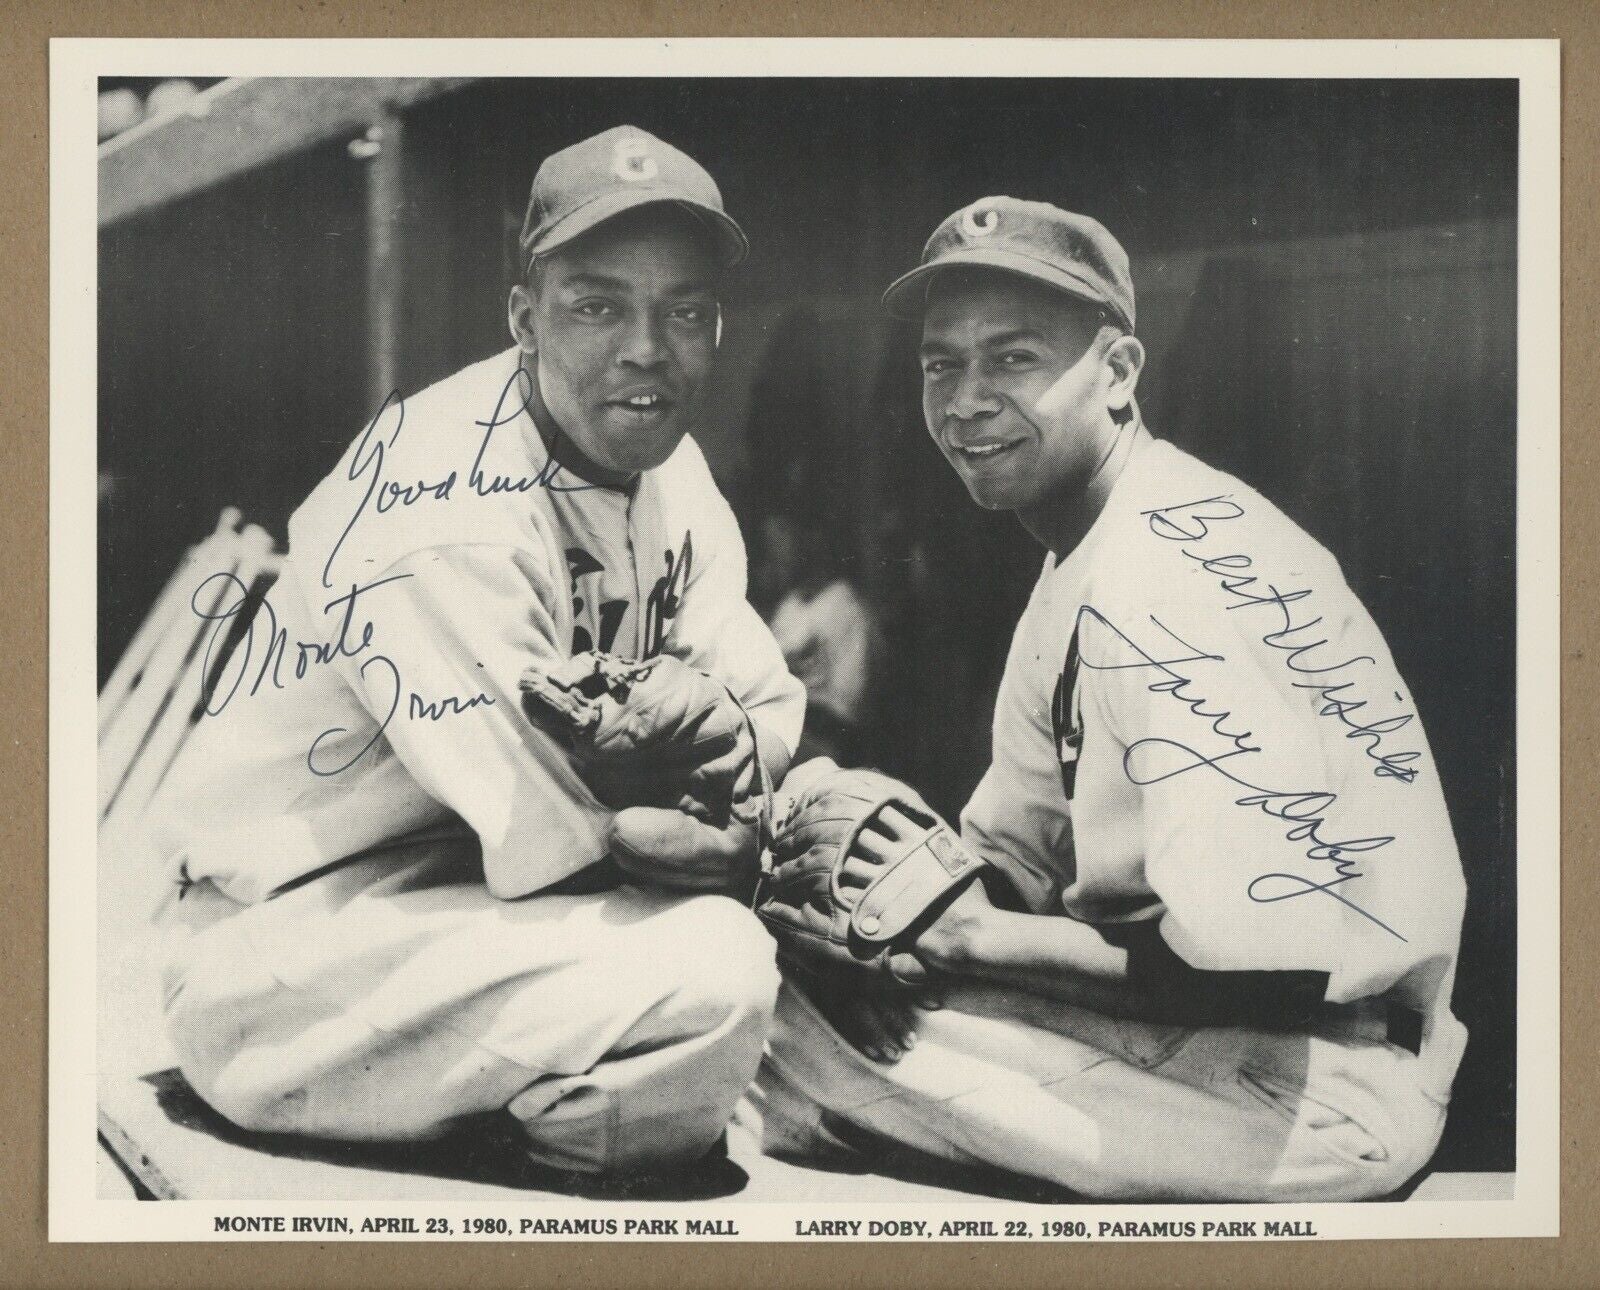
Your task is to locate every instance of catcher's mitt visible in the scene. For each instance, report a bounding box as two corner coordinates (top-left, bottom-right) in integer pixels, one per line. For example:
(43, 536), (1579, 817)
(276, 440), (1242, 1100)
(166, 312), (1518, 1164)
(755, 764), (987, 986)
(519, 650), (768, 828)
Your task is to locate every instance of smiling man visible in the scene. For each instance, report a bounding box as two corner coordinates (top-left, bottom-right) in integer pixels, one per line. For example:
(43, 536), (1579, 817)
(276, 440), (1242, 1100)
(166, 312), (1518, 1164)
(754, 198), (1468, 1201)
(150, 127), (802, 1180)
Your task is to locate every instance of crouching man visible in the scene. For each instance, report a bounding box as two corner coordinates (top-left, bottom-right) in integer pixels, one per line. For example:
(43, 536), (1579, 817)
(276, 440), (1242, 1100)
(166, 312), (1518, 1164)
(753, 198), (1467, 1202)
(149, 127), (800, 1179)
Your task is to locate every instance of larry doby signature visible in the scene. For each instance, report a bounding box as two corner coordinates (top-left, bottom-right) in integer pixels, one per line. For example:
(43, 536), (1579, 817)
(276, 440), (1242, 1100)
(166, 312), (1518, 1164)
(1139, 493), (1423, 786)
(1076, 604), (1406, 942)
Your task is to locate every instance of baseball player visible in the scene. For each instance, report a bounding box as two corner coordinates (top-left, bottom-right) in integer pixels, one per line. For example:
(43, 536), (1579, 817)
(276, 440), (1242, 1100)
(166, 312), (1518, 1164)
(148, 126), (802, 1178)
(753, 198), (1468, 1201)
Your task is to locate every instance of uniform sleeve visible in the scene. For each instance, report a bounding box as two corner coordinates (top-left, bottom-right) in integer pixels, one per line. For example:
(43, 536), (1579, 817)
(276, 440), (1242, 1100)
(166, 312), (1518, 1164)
(1076, 564), (1414, 987)
(322, 541), (611, 899)
(667, 492), (806, 757)
(960, 628), (1075, 915)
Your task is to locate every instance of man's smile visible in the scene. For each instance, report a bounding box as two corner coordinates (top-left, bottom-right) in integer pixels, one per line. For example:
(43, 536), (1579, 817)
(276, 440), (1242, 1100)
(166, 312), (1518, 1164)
(603, 385), (677, 420)
(951, 436), (1025, 463)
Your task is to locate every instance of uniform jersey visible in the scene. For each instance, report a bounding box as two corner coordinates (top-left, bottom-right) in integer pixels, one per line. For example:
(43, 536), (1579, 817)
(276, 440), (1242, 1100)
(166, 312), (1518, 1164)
(961, 430), (1466, 1094)
(151, 346), (805, 905)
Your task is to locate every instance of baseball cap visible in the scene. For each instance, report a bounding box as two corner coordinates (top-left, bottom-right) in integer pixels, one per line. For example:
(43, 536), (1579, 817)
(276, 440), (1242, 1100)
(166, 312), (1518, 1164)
(520, 125), (748, 271)
(882, 197), (1135, 333)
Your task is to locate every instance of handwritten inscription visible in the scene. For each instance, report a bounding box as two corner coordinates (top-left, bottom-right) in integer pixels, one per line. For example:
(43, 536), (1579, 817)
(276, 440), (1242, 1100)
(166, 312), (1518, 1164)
(196, 570), (409, 716)
(409, 690), (496, 721)
(194, 369), (595, 774)
(1076, 601), (1405, 942)
(323, 366), (594, 591)
(1139, 494), (1422, 785)
(193, 571), (494, 776)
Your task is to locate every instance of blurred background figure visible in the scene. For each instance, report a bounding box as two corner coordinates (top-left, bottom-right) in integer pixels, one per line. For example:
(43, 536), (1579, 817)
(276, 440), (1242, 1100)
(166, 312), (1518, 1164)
(754, 511), (884, 768)
(739, 305), (889, 770)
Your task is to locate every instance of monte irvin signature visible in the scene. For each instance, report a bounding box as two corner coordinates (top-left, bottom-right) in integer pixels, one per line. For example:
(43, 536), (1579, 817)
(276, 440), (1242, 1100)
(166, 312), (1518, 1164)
(186, 369), (597, 775)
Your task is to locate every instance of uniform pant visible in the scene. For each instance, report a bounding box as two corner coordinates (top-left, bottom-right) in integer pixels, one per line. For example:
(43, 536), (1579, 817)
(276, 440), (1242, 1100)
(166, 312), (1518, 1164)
(160, 835), (780, 1175)
(757, 977), (1454, 1202)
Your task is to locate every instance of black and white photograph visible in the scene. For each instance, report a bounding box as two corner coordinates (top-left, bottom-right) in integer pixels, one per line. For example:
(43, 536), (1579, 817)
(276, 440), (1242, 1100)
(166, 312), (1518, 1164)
(55, 39), (1559, 1241)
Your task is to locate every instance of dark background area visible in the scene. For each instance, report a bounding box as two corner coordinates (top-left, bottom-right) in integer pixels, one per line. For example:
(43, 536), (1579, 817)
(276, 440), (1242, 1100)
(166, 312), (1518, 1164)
(98, 77), (1518, 1171)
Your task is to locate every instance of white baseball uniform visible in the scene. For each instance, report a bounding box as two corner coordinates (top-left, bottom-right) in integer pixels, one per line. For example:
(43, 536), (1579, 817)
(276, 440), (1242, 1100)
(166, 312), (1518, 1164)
(761, 428), (1468, 1201)
(150, 346), (804, 1173)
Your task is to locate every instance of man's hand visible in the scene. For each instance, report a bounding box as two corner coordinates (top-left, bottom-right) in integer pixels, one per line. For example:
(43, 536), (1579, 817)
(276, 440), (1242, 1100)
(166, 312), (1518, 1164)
(600, 716), (789, 896)
(607, 806), (760, 896)
(910, 870), (995, 973)
(792, 965), (942, 1065)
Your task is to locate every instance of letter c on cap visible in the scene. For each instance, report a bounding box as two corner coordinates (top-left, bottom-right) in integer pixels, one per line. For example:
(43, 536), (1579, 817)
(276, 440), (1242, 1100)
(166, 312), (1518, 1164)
(612, 137), (659, 183)
(962, 206), (999, 238)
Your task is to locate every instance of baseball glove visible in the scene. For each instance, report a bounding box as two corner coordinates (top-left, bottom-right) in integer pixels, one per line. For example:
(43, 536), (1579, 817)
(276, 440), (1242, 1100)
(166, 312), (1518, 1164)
(755, 763), (987, 987)
(519, 650), (768, 827)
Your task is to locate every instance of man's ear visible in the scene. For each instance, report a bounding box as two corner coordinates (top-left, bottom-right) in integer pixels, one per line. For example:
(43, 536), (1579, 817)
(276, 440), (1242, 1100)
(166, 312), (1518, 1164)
(508, 283), (538, 354)
(1104, 333), (1146, 415)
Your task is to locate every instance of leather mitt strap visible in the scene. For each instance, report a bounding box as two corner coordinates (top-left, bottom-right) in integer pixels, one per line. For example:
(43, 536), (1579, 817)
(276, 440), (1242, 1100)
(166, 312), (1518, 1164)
(830, 793), (987, 946)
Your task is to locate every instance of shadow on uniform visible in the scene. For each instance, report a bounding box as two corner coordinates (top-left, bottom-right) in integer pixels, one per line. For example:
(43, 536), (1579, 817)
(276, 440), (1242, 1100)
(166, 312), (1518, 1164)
(141, 1068), (750, 1201)
(137, 1067), (1094, 1202)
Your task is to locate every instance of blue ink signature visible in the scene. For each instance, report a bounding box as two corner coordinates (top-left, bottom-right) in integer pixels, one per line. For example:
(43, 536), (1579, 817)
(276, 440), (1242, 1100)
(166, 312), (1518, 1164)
(1138, 494), (1422, 785)
(193, 570), (492, 776)
(409, 690), (496, 721)
(186, 363), (603, 772)
(196, 569), (412, 712)
(1076, 604), (1405, 942)
(323, 366), (596, 591)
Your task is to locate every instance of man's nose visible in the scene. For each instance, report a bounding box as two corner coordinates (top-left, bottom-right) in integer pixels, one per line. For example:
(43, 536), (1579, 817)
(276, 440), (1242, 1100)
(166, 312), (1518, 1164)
(946, 368), (1003, 421)
(616, 313), (668, 368)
